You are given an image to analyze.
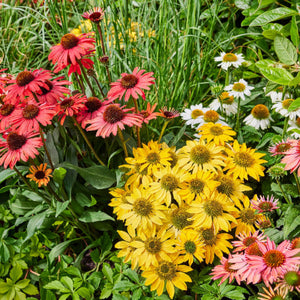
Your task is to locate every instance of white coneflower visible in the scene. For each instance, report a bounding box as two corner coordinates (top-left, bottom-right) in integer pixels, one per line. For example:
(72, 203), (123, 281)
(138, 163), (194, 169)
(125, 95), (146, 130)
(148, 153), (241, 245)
(180, 104), (208, 126)
(244, 104), (273, 130)
(272, 98), (300, 120)
(214, 52), (245, 70)
(224, 79), (254, 100)
(287, 117), (300, 138)
(209, 92), (238, 116)
(264, 87), (291, 103)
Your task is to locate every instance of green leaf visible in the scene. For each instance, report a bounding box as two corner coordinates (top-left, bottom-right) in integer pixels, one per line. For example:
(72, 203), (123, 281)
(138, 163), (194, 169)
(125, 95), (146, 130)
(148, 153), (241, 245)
(25, 212), (47, 241)
(14, 291), (26, 300)
(249, 8), (298, 27)
(10, 266), (22, 282)
(65, 267), (81, 278)
(0, 243), (10, 263)
(53, 167), (67, 187)
(123, 269), (139, 284)
(288, 97), (300, 111)
(76, 287), (91, 298)
(0, 282), (9, 294)
(274, 36), (297, 65)
(55, 201), (70, 218)
(44, 281), (70, 293)
(102, 263), (114, 284)
(290, 16), (299, 49)
(49, 238), (82, 263)
(62, 163), (116, 190)
(132, 289), (142, 300)
(60, 277), (73, 292)
(0, 169), (17, 184)
(75, 193), (96, 208)
(113, 280), (136, 291)
(22, 284), (39, 295)
(59, 294), (71, 300)
(257, 66), (293, 85)
(284, 205), (300, 239)
(289, 74), (300, 87)
(79, 211), (114, 223)
(100, 286), (112, 299)
(15, 279), (30, 289)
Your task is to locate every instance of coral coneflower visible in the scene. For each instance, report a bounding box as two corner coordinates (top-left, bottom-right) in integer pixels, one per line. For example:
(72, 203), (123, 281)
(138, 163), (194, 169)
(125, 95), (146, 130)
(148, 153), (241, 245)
(251, 195), (279, 213)
(232, 231), (266, 253)
(27, 163), (52, 187)
(158, 107), (180, 119)
(258, 286), (288, 300)
(140, 102), (159, 124)
(0, 130), (43, 169)
(276, 268), (300, 293)
(108, 67), (155, 102)
(0, 103), (19, 130)
(86, 104), (143, 138)
(48, 33), (95, 72)
(5, 69), (52, 103)
(82, 7), (105, 23)
(269, 138), (296, 156)
(281, 140), (300, 176)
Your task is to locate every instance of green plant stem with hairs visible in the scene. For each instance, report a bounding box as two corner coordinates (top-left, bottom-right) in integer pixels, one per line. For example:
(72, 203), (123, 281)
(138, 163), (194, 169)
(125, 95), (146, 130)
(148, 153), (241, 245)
(132, 98), (141, 147)
(78, 61), (96, 96)
(158, 120), (170, 143)
(276, 178), (291, 204)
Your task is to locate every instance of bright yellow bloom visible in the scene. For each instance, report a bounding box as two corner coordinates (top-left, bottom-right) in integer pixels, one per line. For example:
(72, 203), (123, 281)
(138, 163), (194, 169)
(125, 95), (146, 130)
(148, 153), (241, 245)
(109, 186), (132, 219)
(178, 140), (226, 174)
(199, 228), (233, 264)
(27, 163), (52, 187)
(142, 255), (192, 299)
(177, 229), (205, 265)
(188, 191), (237, 232)
(224, 140), (266, 181)
(197, 122), (236, 145)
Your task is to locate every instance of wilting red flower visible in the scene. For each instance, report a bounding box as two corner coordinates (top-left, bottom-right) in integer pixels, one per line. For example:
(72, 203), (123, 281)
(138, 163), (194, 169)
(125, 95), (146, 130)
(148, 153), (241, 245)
(76, 97), (112, 129)
(86, 103), (143, 137)
(107, 67), (155, 102)
(27, 163), (52, 187)
(0, 129), (43, 169)
(269, 138), (296, 156)
(281, 140), (300, 176)
(82, 7), (105, 23)
(5, 69), (52, 103)
(158, 106), (180, 119)
(251, 195), (279, 213)
(68, 57), (94, 76)
(33, 76), (71, 104)
(232, 231), (266, 253)
(140, 103), (159, 124)
(10, 100), (56, 134)
(56, 94), (86, 125)
(211, 254), (241, 285)
(0, 103), (19, 130)
(48, 33), (95, 73)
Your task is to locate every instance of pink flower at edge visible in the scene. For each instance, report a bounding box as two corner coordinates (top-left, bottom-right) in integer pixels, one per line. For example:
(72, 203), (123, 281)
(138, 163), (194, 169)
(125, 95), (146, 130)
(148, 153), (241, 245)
(232, 231), (266, 253)
(251, 195), (279, 213)
(281, 140), (300, 176)
(107, 67), (155, 102)
(269, 138), (296, 156)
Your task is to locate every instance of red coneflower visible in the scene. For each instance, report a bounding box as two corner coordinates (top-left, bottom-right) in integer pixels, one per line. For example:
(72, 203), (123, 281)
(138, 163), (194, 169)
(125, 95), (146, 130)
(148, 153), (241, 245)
(76, 96), (112, 129)
(33, 76), (71, 104)
(56, 93), (86, 125)
(86, 103), (143, 138)
(27, 163), (52, 187)
(0, 129), (43, 169)
(48, 33), (95, 73)
(158, 107), (180, 119)
(5, 69), (52, 103)
(10, 100), (56, 134)
(107, 67), (155, 102)
(269, 138), (296, 156)
(0, 102), (19, 130)
(82, 7), (105, 23)
(140, 102), (159, 124)
(0, 68), (10, 93)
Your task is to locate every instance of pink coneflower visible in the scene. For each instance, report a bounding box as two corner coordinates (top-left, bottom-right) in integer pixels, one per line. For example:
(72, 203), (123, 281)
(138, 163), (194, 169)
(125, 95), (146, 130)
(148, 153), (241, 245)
(276, 268), (300, 293)
(139, 103), (159, 124)
(255, 214), (272, 230)
(82, 7), (105, 23)
(76, 96), (112, 129)
(48, 33), (95, 73)
(291, 237), (300, 251)
(0, 103), (19, 130)
(10, 100), (56, 133)
(86, 104), (143, 138)
(33, 76), (71, 104)
(56, 94), (86, 125)
(258, 286), (288, 300)
(211, 254), (241, 285)
(157, 106), (180, 119)
(246, 238), (300, 286)
(251, 195), (279, 213)
(107, 67), (155, 102)
(232, 231), (266, 253)
(5, 69), (52, 103)
(0, 129), (43, 169)
(269, 138), (296, 156)
(281, 140), (300, 176)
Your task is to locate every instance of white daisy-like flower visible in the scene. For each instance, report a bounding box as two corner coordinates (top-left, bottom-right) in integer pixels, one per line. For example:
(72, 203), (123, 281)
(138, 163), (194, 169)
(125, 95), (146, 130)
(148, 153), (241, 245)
(272, 98), (300, 120)
(209, 92), (238, 116)
(214, 52), (245, 70)
(287, 117), (300, 138)
(224, 79), (254, 101)
(264, 87), (291, 103)
(180, 104), (208, 126)
(244, 104), (273, 130)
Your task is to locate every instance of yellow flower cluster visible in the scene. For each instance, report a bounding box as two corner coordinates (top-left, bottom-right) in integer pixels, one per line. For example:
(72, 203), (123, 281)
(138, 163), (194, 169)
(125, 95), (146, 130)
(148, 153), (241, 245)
(109, 124), (267, 298)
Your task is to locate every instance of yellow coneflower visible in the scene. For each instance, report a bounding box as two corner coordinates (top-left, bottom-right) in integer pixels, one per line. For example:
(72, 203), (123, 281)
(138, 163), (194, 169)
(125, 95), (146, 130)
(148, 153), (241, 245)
(27, 163), (52, 187)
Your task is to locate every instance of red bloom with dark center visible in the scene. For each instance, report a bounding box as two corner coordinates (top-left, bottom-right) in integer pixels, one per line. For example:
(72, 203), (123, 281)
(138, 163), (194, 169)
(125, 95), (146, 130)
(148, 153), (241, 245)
(0, 103), (19, 130)
(107, 67), (155, 102)
(56, 93), (86, 125)
(0, 69), (10, 94)
(48, 33), (95, 73)
(86, 103), (143, 137)
(10, 100), (56, 133)
(0, 129), (43, 169)
(5, 69), (52, 103)
(82, 7), (105, 23)
(158, 106), (180, 119)
(232, 231), (266, 253)
(140, 103), (159, 124)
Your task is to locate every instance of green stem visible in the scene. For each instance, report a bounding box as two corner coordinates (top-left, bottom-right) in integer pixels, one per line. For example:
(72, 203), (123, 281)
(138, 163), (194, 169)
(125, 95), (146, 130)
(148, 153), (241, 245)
(91, 75), (106, 98)
(75, 72), (85, 94)
(282, 117), (289, 138)
(276, 178), (291, 204)
(132, 98), (141, 147)
(78, 61), (96, 96)
(118, 128), (128, 157)
(293, 172), (300, 195)
(234, 97), (241, 133)
(39, 126), (55, 170)
(72, 117), (106, 166)
(158, 120), (170, 143)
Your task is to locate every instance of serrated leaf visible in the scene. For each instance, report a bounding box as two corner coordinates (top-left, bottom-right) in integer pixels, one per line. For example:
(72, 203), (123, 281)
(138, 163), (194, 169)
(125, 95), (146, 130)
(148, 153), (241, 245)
(100, 286), (112, 299)
(249, 8), (298, 27)
(10, 266), (22, 282)
(290, 16), (299, 49)
(76, 287), (91, 298)
(44, 281), (70, 293)
(123, 269), (140, 283)
(14, 291), (26, 300)
(0, 282), (9, 294)
(289, 74), (300, 87)
(58, 294), (70, 300)
(258, 66), (293, 85)
(274, 36), (297, 65)
(22, 284), (39, 295)
(65, 267), (81, 278)
(60, 277), (73, 292)
(113, 280), (136, 291)
(15, 279), (30, 289)
(102, 264), (113, 284)
(79, 211), (114, 223)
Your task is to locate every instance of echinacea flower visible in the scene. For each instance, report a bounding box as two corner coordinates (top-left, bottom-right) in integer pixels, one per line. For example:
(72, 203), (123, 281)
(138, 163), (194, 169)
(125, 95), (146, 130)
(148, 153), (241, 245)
(139, 102), (159, 124)
(0, 103), (19, 130)
(180, 104), (207, 126)
(244, 104), (273, 130)
(209, 92), (237, 116)
(272, 98), (300, 119)
(232, 231), (266, 253)
(48, 33), (95, 73)
(251, 195), (279, 213)
(0, 130), (43, 169)
(276, 268), (300, 293)
(281, 140), (300, 176)
(211, 254), (241, 285)
(107, 67), (155, 102)
(224, 79), (254, 100)
(214, 52), (245, 70)
(27, 163), (52, 187)
(5, 69), (52, 103)
(269, 138), (296, 156)
(258, 286), (288, 300)
(195, 110), (228, 128)
(167, 204), (193, 235)
(158, 107), (180, 119)
(86, 104), (143, 138)
(287, 117), (300, 138)
(82, 7), (105, 23)
(255, 214), (272, 230)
